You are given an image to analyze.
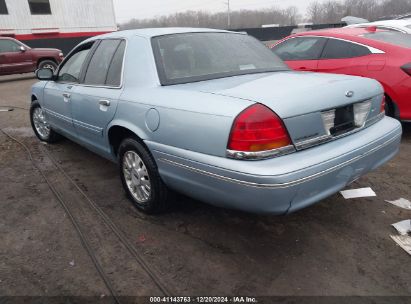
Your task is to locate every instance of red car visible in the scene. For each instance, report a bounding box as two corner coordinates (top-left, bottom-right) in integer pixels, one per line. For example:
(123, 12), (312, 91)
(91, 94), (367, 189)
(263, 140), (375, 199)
(0, 37), (64, 76)
(271, 28), (411, 121)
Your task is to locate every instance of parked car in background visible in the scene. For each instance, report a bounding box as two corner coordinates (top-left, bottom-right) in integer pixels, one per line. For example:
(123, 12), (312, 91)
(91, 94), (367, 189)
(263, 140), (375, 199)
(30, 28), (401, 215)
(0, 37), (63, 76)
(271, 28), (411, 121)
(346, 19), (411, 34)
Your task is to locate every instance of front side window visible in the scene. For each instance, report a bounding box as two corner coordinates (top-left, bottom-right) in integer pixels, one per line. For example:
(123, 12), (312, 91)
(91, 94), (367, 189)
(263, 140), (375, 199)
(0, 40), (21, 53)
(57, 44), (93, 83)
(321, 39), (371, 59)
(272, 37), (327, 61)
(152, 32), (288, 85)
(84, 39), (124, 86)
(0, 0), (8, 14)
(28, 0), (51, 15)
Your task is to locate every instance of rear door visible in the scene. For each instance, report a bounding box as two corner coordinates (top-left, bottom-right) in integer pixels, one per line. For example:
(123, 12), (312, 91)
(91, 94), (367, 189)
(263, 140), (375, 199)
(70, 39), (126, 154)
(272, 36), (327, 71)
(317, 38), (373, 75)
(0, 39), (33, 75)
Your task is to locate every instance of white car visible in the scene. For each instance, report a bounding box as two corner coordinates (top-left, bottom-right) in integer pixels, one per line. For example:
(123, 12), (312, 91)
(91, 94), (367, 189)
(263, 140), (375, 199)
(346, 19), (411, 34)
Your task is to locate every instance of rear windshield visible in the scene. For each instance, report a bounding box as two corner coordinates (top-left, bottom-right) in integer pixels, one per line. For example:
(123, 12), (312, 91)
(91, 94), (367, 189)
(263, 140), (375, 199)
(152, 32), (288, 85)
(363, 32), (411, 48)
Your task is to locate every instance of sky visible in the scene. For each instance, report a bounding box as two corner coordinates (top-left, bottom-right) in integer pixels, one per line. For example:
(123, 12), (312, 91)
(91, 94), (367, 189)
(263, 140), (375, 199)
(112, 0), (314, 23)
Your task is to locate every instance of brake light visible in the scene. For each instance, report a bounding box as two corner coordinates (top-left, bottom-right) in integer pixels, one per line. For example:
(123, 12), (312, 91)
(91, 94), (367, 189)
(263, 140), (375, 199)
(380, 95), (386, 113)
(228, 104), (291, 153)
(401, 63), (411, 76)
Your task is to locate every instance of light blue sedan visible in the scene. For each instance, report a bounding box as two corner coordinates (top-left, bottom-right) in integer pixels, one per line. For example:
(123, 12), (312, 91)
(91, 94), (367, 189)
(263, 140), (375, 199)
(31, 28), (402, 214)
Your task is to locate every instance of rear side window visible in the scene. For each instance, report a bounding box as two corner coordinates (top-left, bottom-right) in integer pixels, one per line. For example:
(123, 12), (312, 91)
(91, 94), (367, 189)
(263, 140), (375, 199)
(84, 39), (124, 86)
(321, 39), (371, 59)
(0, 0), (8, 14)
(105, 41), (126, 87)
(363, 32), (411, 48)
(272, 37), (327, 61)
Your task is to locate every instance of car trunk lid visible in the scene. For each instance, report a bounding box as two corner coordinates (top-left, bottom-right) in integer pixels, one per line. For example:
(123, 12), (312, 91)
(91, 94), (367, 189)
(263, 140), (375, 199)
(174, 71), (384, 150)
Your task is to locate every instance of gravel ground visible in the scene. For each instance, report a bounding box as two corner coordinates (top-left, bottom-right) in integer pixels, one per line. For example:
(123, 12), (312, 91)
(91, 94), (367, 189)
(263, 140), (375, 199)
(0, 74), (410, 301)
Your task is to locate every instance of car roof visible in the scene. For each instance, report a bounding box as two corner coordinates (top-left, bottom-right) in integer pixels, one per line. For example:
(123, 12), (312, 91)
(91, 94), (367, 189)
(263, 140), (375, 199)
(87, 27), (237, 40)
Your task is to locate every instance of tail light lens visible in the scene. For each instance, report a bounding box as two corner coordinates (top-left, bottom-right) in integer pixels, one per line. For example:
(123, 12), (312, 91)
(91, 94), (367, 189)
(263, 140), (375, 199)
(401, 63), (411, 76)
(228, 104), (292, 155)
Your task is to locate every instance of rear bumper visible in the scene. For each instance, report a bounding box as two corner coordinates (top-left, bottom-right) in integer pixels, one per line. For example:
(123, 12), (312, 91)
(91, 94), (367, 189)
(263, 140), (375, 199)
(147, 117), (402, 214)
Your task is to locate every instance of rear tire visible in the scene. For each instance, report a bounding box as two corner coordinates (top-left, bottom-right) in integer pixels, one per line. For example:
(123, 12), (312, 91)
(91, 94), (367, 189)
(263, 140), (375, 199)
(385, 95), (399, 119)
(38, 60), (58, 72)
(30, 101), (61, 143)
(118, 138), (169, 214)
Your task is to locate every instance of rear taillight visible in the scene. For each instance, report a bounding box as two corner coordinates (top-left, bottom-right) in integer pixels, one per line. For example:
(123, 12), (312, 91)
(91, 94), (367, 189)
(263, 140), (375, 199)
(401, 63), (411, 76)
(380, 95), (386, 114)
(227, 104), (292, 157)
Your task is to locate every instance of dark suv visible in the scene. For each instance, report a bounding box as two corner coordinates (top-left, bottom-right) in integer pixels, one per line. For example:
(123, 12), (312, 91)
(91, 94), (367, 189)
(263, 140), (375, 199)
(0, 37), (64, 76)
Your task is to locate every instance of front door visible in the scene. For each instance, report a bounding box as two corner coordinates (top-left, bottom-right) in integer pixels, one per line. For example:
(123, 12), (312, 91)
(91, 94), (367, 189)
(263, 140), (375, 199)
(43, 42), (95, 137)
(70, 39), (126, 155)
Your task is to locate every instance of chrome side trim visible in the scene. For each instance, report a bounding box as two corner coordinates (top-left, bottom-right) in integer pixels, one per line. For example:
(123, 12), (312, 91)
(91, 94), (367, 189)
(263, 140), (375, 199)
(73, 119), (103, 135)
(44, 108), (72, 124)
(159, 130), (401, 189)
(226, 145), (296, 160)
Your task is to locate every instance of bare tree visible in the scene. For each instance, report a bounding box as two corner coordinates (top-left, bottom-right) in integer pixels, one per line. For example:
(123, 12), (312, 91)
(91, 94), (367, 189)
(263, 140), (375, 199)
(120, 0), (411, 30)
(120, 6), (302, 30)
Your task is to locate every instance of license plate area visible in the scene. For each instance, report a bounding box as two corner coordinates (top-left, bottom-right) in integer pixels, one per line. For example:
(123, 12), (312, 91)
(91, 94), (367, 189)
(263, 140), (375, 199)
(330, 105), (355, 136)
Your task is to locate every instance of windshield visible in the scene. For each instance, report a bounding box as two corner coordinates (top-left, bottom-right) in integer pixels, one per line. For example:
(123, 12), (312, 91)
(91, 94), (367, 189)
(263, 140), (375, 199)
(363, 31), (411, 48)
(152, 32), (288, 85)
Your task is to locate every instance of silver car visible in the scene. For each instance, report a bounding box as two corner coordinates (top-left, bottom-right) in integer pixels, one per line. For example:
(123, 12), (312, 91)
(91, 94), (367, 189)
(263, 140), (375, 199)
(30, 28), (402, 214)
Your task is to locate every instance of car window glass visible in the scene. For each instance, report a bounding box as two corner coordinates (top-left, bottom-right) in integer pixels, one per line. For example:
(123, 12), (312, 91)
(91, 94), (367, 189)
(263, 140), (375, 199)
(0, 40), (21, 53)
(152, 33), (288, 85)
(321, 39), (371, 59)
(105, 40), (126, 87)
(272, 37), (327, 61)
(363, 32), (411, 48)
(58, 44), (93, 83)
(84, 40), (120, 86)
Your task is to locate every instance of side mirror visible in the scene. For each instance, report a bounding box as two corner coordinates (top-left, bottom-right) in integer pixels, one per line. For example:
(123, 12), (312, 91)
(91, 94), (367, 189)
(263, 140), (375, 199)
(36, 68), (54, 81)
(19, 46), (26, 52)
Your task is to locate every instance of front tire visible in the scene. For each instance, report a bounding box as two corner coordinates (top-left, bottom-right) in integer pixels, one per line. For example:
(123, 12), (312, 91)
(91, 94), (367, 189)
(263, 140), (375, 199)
(30, 101), (60, 143)
(118, 138), (169, 214)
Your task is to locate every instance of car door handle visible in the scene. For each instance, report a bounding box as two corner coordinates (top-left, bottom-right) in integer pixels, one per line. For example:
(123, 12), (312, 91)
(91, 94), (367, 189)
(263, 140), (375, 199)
(63, 93), (71, 98)
(99, 100), (111, 107)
